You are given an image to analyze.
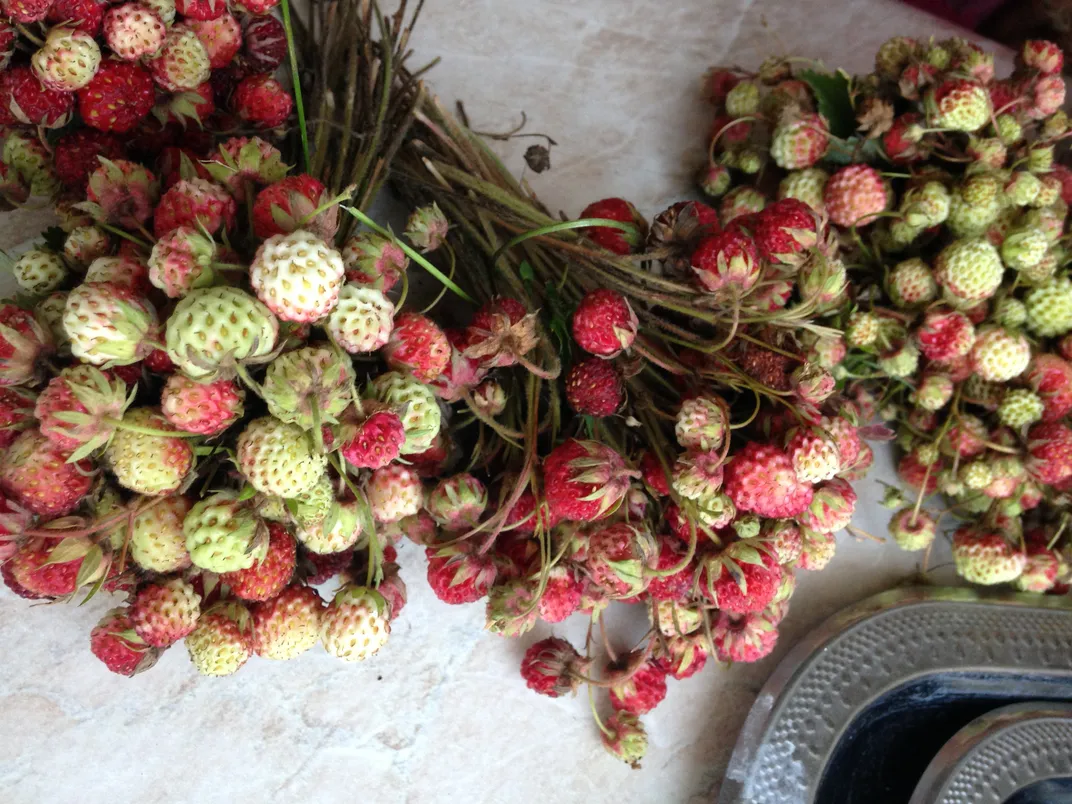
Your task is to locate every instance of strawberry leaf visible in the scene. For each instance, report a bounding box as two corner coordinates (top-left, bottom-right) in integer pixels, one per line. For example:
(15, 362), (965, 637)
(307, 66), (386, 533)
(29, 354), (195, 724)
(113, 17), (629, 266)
(799, 69), (854, 138)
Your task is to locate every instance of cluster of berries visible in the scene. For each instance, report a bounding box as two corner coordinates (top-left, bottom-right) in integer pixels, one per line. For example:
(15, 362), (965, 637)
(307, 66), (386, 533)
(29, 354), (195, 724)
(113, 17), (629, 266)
(693, 36), (1072, 593)
(392, 188), (875, 767)
(0, 0), (292, 207)
(0, 101), (478, 676)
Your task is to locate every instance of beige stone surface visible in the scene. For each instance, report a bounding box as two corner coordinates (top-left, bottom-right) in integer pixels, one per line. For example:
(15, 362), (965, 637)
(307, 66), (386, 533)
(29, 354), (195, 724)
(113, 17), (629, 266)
(0, 2), (996, 802)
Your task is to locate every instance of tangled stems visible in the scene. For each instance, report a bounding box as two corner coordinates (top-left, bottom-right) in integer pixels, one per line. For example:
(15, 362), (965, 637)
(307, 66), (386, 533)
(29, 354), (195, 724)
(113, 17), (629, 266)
(279, 0), (310, 173)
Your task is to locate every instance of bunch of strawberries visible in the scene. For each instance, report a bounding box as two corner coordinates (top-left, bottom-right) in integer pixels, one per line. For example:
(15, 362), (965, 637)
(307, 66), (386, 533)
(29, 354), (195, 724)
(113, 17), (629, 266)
(0, 0), (292, 208)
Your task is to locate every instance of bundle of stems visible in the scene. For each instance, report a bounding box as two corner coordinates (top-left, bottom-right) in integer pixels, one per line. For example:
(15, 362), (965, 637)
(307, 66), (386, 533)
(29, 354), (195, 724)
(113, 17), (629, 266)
(285, 0), (435, 233)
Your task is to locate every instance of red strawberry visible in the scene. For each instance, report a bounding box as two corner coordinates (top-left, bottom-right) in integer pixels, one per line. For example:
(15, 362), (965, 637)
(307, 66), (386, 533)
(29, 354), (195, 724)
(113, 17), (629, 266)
(520, 637), (589, 698)
(656, 634), (709, 679)
(7, 538), (92, 597)
(1025, 354), (1072, 422)
(91, 609), (160, 676)
(232, 0), (278, 13)
(221, 522), (296, 601)
(78, 59), (155, 133)
(0, 387), (35, 450)
(571, 288), (638, 357)
(538, 565), (583, 622)
(639, 451), (671, 496)
(47, 0), (105, 35)
(250, 173), (331, 239)
(0, 430), (93, 517)
(700, 542), (782, 614)
(690, 228), (761, 294)
(251, 584), (325, 659)
(647, 535), (694, 602)
(176, 0), (224, 20)
(188, 13), (241, 68)
(917, 309), (975, 361)
(587, 522), (656, 597)
(712, 610), (778, 662)
(131, 578), (202, 647)
(53, 130), (125, 190)
(302, 548), (355, 585)
(0, 304), (52, 387)
(579, 197), (647, 255)
(883, 112), (924, 163)
(0, 66), (73, 128)
(1, 0), (50, 23)
(943, 414), (987, 458)
(724, 442), (814, 519)
(341, 410), (406, 470)
(1027, 422), (1072, 485)
(608, 659), (667, 715)
(161, 82), (215, 127)
(543, 439), (638, 522)
(565, 357), (623, 416)
(752, 198), (819, 267)
(897, 451), (940, 494)
(232, 74), (292, 128)
(425, 542), (497, 604)
(153, 178), (236, 236)
(378, 563), (407, 619)
(243, 16), (285, 72)
(383, 312), (451, 383)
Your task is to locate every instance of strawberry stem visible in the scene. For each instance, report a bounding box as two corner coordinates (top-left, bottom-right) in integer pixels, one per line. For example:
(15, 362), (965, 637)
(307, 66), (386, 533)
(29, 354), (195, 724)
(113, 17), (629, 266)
(103, 417), (201, 438)
(280, 0), (310, 174)
(490, 218), (638, 268)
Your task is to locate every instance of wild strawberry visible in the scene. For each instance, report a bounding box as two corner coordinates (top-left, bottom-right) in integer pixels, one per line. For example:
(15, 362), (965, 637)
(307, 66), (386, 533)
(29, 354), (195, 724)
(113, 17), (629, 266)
(251, 585), (324, 659)
(638, 451), (671, 497)
(769, 112), (828, 169)
(103, 3), (166, 61)
(883, 112), (924, 162)
(484, 579), (540, 637)
(463, 297), (538, 370)
(887, 507), (937, 551)
(1028, 74), (1066, 120)
(185, 602), (254, 676)
(188, 13), (241, 69)
(383, 312), (451, 383)
(670, 449), (725, 503)
(232, 74), (292, 128)
(62, 281), (159, 366)
(586, 522), (656, 598)
(425, 542), (497, 604)
(92, 609), (160, 676)
(690, 228), (760, 295)
(1024, 278), (1072, 338)
(203, 137), (285, 202)
(1015, 538), (1060, 593)
(78, 59), (155, 132)
(160, 373), (244, 436)
(1025, 355), (1072, 422)
(52, 131), (123, 192)
(700, 541), (782, 614)
(952, 528), (1025, 585)
(521, 637), (589, 697)
(159, 81), (215, 127)
(724, 442), (814, 519)
(785, 426), (840, 483)
(1, 430), (93, 516)
(579, 197), (646, 255)
(535, 565), (583, 622)
(608, 660), (667, 715)
(131, 578), (201, 647)
(926, 78), (991, 132)
(969, 326), (1031, 382)
(365, 463), (422, 523)
(48, 0), (104, 34)
(897, 451), (940, 495)
(823, 164), (886, 228)
(236, 416), (326, 498)
(371, 371), (441, 455)
(935, 238), (1004, 306)
(243, 15), (285, 72)
(1, 0), (50, 24)
(150, 24), (211, 91)
(83, 157), (159, 229)
(340, 410), (404, 470)
(1021, 39), (1064, 74)
(916, 308), (975, 361)
(153, 178), (235, 237)
(251, 173), (335, 241)
(572, 289), (637, 357)
(602, 712), (648, 769)
(752, 198), (819, 267)
(31, 25), (101, 92)
(250, 230), (345, 323)
(712, 610), (778, 663)
(7, 537), (93, 597)
(340, 232), (407, 292)
(565, 357), (623, 416)
(105, 407), (193, 496)
(0, 66), (73, 128)
(646, 536), (693, 601)
(798, 477), (856, 533)
(543, 439), (638, 522)
(220, 522), (296, 601)
(0, 387), (35, 450)
(426, 473), (487, 531)
(1027, 421), (1072, 484)
(83, 255), (151, 296)
(34, 365), (127, 457)
(147, 226), (216, 298)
